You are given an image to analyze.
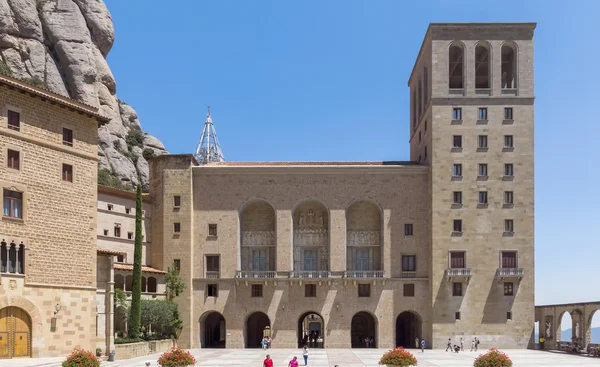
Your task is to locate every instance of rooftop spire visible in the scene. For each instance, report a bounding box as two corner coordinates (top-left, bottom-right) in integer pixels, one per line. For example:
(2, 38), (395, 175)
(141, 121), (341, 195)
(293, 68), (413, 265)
(194, 106), (225, 165)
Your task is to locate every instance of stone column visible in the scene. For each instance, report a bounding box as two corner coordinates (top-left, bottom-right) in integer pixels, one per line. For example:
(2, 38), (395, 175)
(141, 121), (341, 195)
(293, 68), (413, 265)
(276, 210), (292, 272)
(106, 256), (115, 356)
(329, 210), (345, 273)
(382, 209), (392, 276)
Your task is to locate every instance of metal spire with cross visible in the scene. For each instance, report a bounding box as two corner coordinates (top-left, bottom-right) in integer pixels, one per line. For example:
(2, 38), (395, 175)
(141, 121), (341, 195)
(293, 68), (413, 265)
(194, 106), (225, 165)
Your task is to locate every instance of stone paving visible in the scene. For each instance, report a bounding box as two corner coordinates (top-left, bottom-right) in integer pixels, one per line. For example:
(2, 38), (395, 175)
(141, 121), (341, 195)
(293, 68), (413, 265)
(2, 349), (600, 367)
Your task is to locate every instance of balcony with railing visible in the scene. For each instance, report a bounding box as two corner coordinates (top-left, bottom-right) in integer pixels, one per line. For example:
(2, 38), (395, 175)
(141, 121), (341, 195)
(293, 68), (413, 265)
(496, 268), (524, 282)
(445, 268), (472, 281)
(343, 270), (384, 279)
(205, 271), (220, 279)
(236, 271), (277, 279)
(289, 271), (330, 279)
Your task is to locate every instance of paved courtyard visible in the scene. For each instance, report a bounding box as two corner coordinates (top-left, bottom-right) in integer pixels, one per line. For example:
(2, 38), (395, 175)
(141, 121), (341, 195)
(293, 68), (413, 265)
(3, 349), (600, 367)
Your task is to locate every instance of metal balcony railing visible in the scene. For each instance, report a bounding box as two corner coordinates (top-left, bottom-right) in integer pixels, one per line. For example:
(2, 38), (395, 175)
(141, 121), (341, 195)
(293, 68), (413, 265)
(343, 271), (385, 279)
(235, 271), (277, 279)
(289, 271), (330, 279)
(496, 268), (524, 278)
(445, 268), (472, 278)
(399, 271), (416, 278)
(205, 271), (220, 279)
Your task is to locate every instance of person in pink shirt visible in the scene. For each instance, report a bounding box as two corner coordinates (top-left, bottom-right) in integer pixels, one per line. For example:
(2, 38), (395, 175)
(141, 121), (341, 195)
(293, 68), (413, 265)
(288, 356), (299, 367)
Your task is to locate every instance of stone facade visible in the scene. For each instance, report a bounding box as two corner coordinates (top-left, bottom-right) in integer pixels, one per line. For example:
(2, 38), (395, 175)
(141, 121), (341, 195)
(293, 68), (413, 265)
(0, 74), (108, 358)
(149, 23), (536, 350)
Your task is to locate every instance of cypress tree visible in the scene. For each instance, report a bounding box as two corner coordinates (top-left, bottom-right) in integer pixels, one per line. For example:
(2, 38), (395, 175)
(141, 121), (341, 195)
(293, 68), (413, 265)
(128, 183), (143, 338)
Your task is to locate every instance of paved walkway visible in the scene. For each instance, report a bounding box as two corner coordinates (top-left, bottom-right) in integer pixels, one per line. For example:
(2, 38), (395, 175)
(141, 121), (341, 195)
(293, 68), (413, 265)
(2, 349), (600, 367)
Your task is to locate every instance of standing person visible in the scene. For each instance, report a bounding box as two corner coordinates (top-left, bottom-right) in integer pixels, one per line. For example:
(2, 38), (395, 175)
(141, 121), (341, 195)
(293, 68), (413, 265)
(302, 345), (309, 366)
(470, 338), (476, 352)
(420, 338), (426, 353)
(415, 337), (419, 349)
(475, 337), (479, 351)
(460, 337), (464, 351)
(264, 355), (273, 367)
(288, 356), (299, 367)
(267, 336), (272, 349)
(446, 338), (452, 352)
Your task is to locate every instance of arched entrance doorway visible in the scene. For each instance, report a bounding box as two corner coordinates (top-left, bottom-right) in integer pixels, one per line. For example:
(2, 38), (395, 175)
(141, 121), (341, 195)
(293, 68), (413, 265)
(396, 311), (422, 348)
(246, 312), (270, 348)
(351, 312), (377, 348)
(0, 307), (32, 358)
(298, 312), (324, 348)
(199, 312), (225, 348)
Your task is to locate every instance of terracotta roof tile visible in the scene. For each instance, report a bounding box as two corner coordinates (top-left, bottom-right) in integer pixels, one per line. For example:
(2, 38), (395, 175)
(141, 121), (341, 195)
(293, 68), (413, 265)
(114, 264), (166, 274)
(97, 248), (126, 256)
(204, 161), (420, 167)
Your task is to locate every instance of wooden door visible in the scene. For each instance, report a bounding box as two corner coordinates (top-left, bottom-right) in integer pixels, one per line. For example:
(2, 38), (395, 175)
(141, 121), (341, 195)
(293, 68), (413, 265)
(0, 307), (31, 359)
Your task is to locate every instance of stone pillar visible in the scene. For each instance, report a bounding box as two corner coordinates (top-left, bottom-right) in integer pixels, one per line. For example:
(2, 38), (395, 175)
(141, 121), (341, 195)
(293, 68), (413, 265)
(276, 210), (292, 272)
(329, 210), (345, 273)
(382, 209), (392, 276)
(106, 256), (115, 355)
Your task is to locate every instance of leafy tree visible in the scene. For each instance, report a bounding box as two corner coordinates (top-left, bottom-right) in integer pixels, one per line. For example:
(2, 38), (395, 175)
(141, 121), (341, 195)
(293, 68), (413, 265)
(126, 128), (144, 148)
(98, 168), (130, 190)
(142, 148), (155, 161)
(128, 184), (143, 338)
(165, 261), (185, 302)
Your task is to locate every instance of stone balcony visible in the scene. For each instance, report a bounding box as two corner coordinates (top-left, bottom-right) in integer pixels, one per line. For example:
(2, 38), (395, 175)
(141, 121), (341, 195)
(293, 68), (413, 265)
(205, 271), (220, 279)
(445, 268), (472, 281)
(235, 271), (277, 279)
(496, 268), (524, 282)
(289, 271), (331, 279)
(343, 270), (385, 279)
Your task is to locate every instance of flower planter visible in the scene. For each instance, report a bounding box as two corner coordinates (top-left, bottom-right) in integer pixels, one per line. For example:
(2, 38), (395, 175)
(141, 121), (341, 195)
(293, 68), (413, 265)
(378, 347), (418, 367)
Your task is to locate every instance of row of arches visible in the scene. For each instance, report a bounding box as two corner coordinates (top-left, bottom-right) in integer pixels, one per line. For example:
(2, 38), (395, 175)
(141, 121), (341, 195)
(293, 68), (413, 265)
(240, 199), (382, 273)
(448, 41), (518, 90)
(114, 274), (158, 293)
(199, 310), (422, 349)
(0, 241), (25, 274)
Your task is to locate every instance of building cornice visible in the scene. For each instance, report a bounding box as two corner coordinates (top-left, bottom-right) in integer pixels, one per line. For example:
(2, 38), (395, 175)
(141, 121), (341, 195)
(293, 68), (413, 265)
(98, 184), (151, 202)
(193, 163), (428, 176)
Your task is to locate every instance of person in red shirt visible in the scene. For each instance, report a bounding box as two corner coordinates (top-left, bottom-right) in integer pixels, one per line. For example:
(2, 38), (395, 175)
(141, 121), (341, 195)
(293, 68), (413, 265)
(264, 354), (273, 367)
(288, 356), (299, 367)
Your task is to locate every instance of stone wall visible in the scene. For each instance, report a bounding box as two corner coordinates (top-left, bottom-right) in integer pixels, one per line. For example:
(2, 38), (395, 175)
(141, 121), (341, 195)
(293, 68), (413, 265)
(114, 339), (173, 360)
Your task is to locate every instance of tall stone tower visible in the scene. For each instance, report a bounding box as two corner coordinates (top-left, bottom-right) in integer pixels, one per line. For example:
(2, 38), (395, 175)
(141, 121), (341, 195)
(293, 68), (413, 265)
(409, 23), (536, 348)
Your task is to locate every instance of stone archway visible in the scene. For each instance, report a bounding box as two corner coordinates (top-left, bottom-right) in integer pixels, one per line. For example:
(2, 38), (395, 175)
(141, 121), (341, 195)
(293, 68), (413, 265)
(199, 311), (226, 348)
(396, 311), (422, 349)
(298, 311), (324, 348)
(246, 312), (270, 348)
(351, 311), (377, 348)
(0, 296), (42, 358)
(0, 307), (32, 358)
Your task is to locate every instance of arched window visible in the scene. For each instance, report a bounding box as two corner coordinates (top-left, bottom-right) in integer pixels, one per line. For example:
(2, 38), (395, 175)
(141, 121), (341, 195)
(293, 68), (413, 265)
(125, 275), (133, 291)
(0, 241), (6, 273)
(475, 43), (491, 89)
(147, 277), (157, 293)
(17, 244), (24, 274)
(8, 243), (16, 273)
(448, 43), (464, 89)
(141, 276), (147, 292)
(502, 43), (517, 89)
(114, 274), (125, 290)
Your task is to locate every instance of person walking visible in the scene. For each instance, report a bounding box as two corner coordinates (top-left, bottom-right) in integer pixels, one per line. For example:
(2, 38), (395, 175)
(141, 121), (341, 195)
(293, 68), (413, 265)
(475, 337), (479, 351)
(470, 338), (476, 352)
(288, 356), (299, 367)
(264, 355), (273, 367)
(302, 345), (309, 366)
(446, 338), (452, 352)
(460, 337), (464, 351)
(420, 338), (426, 353)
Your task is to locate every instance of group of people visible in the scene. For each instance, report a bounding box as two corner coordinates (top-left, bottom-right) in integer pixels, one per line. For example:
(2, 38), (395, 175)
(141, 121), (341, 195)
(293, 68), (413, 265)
(414, 337), (427, 352)
(264, 346), (328, 367)
(261, 336), (272, 350)
(301, 331), (323, 348)
(445, 337), (480, 353)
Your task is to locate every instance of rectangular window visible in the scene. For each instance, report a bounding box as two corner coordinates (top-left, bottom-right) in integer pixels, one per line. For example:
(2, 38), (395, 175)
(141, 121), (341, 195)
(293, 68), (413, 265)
(103, 229), (108, 236)
(453, 219), (462, 233)
(358, 284), (371, 297)
(478, 135), (488, 149)
(2, 189), (23, 219)
(450, 251), (465, 268)
(116, 255), (124, 263)
(504, 107), (513, 120)
(174, 195), (181, 207)
(418, 131), (421, 144)
(305, 284), (317, 297)
(478, 163), (488, 177)
(504, 135), (514, 148)
(507, 312), (512, 320)
(404, 224), (413, 236)
(478, 107), (488, 120)
(251, 284), (263, 297)
(504, 219), (514, 233)
(453, 191), (462, 205)
(173, 222), (181, 233)
(127, 232), (133, 240)
(114, 225), (121, 237)
(424, 145), (427, 160)
(403, 284), (415, 297)
(7, 149), (19, 170)
(402, 255), (416, 272)
(501, 251), (517, 268)
(452, 282), (463, 296)
(453, 135), (462, 148)
(207, 284), (218, 297)
(107, 204), (113, 211)
(125, 208), (131, 214)
(208, 224), (217, 237)
(424, 120), (427, 132)
(62, 128), (73, 146)
(504, 191), (514, 205)
(478, 191), (488, 205)
(452, 107), (462, 120)
(62, 163), (73, 182)
(453, 164), (462, 177)
(504, 282), (514, 296)
(206, 255), (220, 272)
(504, 163), (514, 177)
(252, 249), (268, 271)
(173, 259), (181, 274)
(455, 312), (461, 320)
(7, 110), (20, 131)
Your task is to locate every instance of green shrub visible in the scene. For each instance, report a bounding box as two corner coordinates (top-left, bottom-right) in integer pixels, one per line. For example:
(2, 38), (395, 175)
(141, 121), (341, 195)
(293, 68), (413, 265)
(128, 300), (178, 339)
(126, 128), (144, 148)
(0, 60), (12, 76)
(62, 349), (100, 367)
(21, 76), (46, 88)
(114, 338), (143, 345)
(98, 168), (130, 191)
(142, 148), (155, 161)
(157, 347), (196, 367)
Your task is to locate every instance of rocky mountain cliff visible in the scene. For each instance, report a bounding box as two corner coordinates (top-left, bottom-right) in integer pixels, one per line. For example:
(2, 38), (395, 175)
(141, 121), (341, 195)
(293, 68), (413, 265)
(0, 0), (167, 189)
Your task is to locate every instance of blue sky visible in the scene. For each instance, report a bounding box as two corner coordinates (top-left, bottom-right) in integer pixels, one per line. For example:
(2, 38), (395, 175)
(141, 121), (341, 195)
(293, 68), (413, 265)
(104, 1), (600, 327)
